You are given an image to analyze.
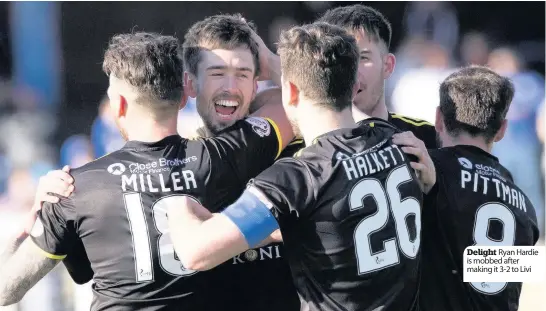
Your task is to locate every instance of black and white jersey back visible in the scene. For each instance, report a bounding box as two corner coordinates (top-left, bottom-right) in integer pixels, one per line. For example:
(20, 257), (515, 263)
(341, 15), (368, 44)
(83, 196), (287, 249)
(420, 145), (539, 311)
(30, 117), (283, 311)
(249, 119), (423, 311)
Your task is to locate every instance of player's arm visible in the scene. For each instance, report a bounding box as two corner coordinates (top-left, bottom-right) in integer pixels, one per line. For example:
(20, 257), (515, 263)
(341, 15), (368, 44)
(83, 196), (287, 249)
(243, 18), (281, 86)
(0, 166), (74, 268)
(392, 131), (436, 194)
(249, 87), (294, 150)
(168, 159), (313, 271)
(168, 190), (279, 271)
(0, 238), (60, 306)
(0, 197), (78, 305)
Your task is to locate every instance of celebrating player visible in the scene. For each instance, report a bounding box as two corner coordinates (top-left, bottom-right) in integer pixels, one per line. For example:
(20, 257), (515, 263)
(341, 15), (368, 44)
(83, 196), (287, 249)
(0, 32), (293, 310)
(181, 14), (300, 311)
(253, 4), (438, 149)
(168, 22), (431, 311)
(392, 66), (539, 311)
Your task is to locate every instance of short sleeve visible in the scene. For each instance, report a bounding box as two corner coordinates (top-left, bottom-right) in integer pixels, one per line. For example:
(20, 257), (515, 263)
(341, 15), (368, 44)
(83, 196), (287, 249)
(62, 239), (94, 284)
(210, 117), (283, 183)
(30, 198), (78, 259)
(247, 158), (316, 219)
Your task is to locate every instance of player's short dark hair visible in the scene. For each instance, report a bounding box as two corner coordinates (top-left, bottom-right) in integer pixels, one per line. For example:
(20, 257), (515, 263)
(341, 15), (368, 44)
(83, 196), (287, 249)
(277, 22), (358, 112)
(439, 66), (515, 142)
(318, 4), (392, 51)
(183, 14), (260, 77)
(102, 32), (184, 105)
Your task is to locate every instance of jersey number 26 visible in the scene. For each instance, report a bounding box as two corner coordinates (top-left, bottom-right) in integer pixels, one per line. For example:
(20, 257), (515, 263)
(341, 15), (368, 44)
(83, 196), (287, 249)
(349, 165), (422, 275)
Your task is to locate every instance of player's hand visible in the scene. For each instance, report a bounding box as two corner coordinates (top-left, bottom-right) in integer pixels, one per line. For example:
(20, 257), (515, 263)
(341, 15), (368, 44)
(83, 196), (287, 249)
(34, 165), (74, 205)
(241, 17), (273, 81)
(21, 166), (75, 237)
(392, 132), (436, 194)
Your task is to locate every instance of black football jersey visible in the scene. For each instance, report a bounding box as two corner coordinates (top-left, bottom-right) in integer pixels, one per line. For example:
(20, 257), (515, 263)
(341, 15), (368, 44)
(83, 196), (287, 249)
(388, 113), (438, 149)
(30, 117), (282, 311)
(248, 119), (423, 311)
(420, 145), (539, 311)
(278, 137), (305, 158)
(214, 136), (304, 311)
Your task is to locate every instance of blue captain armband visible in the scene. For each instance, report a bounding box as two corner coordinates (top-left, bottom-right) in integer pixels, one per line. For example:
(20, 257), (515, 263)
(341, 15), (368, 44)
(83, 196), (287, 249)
(221, 189), (279, 248)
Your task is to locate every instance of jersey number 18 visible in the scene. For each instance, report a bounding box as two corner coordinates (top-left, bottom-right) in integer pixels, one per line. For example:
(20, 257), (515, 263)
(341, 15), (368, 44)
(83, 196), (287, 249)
(123, 193), (199, 282)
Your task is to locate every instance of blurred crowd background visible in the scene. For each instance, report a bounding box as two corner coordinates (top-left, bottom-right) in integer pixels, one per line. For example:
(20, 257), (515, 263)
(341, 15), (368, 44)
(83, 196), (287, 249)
(0, 2), (544, 311)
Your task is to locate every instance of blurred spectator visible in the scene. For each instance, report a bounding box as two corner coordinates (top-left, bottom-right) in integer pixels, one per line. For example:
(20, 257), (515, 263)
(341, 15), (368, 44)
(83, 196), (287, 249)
(90, 96), (124, 158)
(60, 134), (94, 168)
(403, 2), (459, 56)
(0, 84), (56, 167)
(0, 155), (11, 194)
(537, 99), (545, 165)
(488, 47), (545, 234)
(0, 167), (36, 211)
(391, 41), (454, 123)
(459, 31), (491, 66)
(536, 99), (545, 205)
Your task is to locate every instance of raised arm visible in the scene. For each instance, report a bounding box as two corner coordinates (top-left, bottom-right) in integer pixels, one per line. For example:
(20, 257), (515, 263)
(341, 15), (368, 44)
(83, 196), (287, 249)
(243, 18), (281, 87)
(250, 87), (294, 151)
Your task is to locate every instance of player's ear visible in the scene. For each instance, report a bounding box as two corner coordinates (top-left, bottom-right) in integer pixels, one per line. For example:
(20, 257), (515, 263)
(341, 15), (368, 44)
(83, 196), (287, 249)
(185, 72), (198, 98)
(288, 81), (299, 108)
(383, 52), (396, 79)
(434, 106), (444, 133)
(118, 95), (128, 118)
(493, 119), (508, 142)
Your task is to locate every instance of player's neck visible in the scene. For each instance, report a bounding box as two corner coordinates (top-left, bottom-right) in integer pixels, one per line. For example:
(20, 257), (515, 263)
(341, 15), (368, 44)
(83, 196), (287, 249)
(444, 134), (493, 154)
(125, 117), (179, 143)
(351, 100), (389, 122)
(299, 106), (356, 146)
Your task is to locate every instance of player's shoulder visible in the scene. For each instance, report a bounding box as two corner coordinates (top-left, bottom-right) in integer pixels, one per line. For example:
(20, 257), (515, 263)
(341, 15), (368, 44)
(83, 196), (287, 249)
(69, 148), (129, 178)
(293, 119), (395, 159)
(279, 137), (305, 159)
(389, 113), (438, 148)
(389, 113), (434, 128)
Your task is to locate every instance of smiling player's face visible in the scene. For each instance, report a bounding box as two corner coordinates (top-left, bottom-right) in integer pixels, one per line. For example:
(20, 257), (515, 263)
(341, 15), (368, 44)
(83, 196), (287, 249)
(189, 48), (258, 134)
(351, 29), (390, 116)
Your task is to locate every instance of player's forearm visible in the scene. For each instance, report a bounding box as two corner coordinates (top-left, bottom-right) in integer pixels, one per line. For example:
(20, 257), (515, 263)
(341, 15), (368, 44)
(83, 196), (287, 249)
(169, 205), (250, 271)
(0, 239), (59, 306)
(175, 214), (251, 271)
(267, 52), (281, 87)
(168, 200), (215, 269)
(0, 234), (26, 267)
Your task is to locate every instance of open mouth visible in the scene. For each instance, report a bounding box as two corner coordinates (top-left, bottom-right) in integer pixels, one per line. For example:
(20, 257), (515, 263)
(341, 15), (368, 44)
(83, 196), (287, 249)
(214, 100), (239, 118)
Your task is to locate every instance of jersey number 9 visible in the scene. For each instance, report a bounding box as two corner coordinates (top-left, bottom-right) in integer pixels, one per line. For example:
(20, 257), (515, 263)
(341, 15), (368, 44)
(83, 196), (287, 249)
(471, 202), (516, 294)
